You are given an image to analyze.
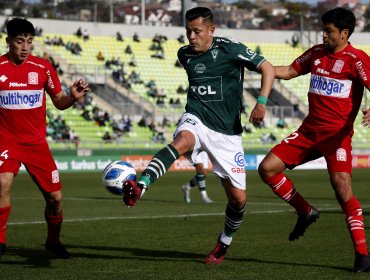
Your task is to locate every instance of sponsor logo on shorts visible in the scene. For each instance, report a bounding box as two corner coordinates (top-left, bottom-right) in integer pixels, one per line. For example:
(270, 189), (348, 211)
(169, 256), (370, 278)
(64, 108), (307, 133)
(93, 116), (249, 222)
(309, 74), (351, 98)
(52, 170), (60, 183)
(231, 167), (245, 173)
(336, 148), (347, 162)
(234, 152), (245, 167)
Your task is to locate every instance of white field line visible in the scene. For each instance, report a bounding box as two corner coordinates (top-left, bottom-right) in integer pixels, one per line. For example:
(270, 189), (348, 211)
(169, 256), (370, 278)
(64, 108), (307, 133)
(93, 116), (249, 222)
(8, 205), (367, 226)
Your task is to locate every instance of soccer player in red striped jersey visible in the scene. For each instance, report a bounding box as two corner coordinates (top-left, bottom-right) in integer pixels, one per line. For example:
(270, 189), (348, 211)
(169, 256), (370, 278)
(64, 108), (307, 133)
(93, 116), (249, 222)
(258, 7), (370, 273)
(0, 18), (89, 259)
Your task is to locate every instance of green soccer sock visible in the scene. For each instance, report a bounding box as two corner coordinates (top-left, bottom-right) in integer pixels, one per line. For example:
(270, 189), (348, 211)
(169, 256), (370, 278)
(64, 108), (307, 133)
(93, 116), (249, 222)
(138, 144), (179, 189)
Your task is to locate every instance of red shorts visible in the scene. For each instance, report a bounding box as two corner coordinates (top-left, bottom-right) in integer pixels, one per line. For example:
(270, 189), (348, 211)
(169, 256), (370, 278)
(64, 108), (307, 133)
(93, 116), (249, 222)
(271, 128), (352, 174)
(0, 142), (62, 193)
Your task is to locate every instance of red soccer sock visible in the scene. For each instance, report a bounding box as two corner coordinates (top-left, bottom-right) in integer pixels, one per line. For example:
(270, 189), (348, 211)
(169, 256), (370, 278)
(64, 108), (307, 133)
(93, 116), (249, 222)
(264, 173), (311, 215)
(341, 196), (368, 255)
(45, 214), (63, 244)
(0, 206), (11, 244)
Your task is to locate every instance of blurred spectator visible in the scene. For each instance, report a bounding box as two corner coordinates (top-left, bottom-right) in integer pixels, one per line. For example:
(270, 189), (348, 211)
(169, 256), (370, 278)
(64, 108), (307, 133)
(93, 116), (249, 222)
(75, 27), (82, 37)
(102, 131), (112, 142)
(276, 118), (288, 129)
(161, 116), (171, 128)
(175, 59), (182, 68)
(129, 55), (137, 67)
(243, 123), (252, 133)
(125, 44), (133, 54)
(151, 131), (166, 144)
(128, 70), (143, 84)
(253, 120), (265, 129)
(138, 115), (147, 127)
(116, 31), (124, 41)
(96, 51), (105, 61)
(151, 49), (164, 59)
(291, 33), (299, 48)
(133, 32), (140, 42)
(82, 29), (89, 41)
(255, 45), (262, 54)
(177, 34), (185, 44)
(177, 84), (187, 94)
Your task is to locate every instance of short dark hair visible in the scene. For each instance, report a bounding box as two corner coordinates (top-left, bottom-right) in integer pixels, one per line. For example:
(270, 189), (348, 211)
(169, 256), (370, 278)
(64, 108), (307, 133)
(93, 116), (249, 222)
(185, 7), (213, 23)
(321, 7), (356, 37)
(6, 18), (35, 37)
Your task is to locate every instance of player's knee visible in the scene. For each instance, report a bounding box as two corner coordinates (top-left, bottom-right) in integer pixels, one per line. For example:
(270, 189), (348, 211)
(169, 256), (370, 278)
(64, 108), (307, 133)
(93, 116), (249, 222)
(45, 191), (63, 208)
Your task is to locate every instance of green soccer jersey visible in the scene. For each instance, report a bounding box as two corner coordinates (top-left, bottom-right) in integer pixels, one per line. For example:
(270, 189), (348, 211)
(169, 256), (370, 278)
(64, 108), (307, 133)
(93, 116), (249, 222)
(177, 36), (265, 135)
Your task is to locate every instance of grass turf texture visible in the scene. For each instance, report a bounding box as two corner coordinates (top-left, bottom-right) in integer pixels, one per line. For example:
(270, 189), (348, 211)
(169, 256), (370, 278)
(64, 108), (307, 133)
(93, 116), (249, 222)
(1, 169), (370, 279)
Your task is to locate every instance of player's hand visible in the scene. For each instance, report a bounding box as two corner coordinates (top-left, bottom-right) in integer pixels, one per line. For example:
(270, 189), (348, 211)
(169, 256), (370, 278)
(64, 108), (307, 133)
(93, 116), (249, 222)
(361, 108), (370, 128)
(249, 103), (266, 123)
(70, 79), (90, 101)
(122, 180), (142, 208)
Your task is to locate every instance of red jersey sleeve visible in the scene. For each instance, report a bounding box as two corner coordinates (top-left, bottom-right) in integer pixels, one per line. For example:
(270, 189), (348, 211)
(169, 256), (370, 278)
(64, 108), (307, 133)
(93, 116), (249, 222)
(291, 47), (314, 75)
(44, 62), (62, 97)
(353, 50), (370, 89)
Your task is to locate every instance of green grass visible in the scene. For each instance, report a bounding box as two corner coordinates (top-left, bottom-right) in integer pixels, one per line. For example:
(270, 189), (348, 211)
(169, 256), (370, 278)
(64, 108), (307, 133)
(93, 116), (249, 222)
(2, 169), (370, 279)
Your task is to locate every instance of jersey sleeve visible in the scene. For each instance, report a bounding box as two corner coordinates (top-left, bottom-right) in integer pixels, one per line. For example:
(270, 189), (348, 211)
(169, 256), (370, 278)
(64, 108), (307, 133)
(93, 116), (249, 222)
(177, 46), (188, 67)
(353, 50), (370, 89)
(228, 41), (265, 72)
(291, 47), (313, 75)
(44, 61), (62, 96)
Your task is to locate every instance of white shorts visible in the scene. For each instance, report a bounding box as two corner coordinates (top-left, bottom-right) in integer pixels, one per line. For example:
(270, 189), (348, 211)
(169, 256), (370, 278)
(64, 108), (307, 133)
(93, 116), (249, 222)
(174, 113), (246, 190)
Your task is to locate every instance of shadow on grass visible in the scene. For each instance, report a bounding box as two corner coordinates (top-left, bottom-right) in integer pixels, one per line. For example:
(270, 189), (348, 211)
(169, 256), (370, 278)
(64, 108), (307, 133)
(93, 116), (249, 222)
(1, 243), (353, 273)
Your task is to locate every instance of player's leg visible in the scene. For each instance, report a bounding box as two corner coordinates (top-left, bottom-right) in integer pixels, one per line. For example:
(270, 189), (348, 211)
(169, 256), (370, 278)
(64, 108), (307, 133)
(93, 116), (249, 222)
(194, 162), (212, 204)
(181, 175), (196, 203)
(324, 133), (368, 272)
(25, 144), (70, 258)
(330, 172), (369, 272)
(205, 178), (246, 264)
(258, 142), (319, 241)
(137, 130), (194, 189)
(0, 172), (15, 258)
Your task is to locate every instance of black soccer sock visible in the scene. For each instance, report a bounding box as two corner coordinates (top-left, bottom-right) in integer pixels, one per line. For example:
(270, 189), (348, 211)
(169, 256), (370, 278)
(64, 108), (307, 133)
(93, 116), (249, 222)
(138, 144), (179, 188)
(224, 203), (246, 237)
(188, 177), (197, 188)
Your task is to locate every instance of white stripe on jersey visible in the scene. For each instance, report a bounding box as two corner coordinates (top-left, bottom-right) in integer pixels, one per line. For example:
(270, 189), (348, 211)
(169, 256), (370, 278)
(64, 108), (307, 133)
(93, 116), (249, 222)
(309, 74), (352, 98)
(0, 90), (43, 109)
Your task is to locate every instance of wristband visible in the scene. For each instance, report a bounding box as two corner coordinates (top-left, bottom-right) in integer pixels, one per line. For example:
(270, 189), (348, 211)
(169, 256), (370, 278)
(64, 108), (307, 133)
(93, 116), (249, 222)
(257, 95), (268, 105)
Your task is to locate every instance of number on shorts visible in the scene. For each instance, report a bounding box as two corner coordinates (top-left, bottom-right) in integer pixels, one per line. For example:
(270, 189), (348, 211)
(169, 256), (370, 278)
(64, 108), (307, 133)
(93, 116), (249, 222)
(283, 132), (299, 143)
(0, 150), (8, 159)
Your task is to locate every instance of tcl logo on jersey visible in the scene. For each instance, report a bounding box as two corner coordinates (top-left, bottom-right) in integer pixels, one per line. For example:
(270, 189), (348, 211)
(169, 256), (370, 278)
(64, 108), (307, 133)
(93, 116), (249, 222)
(191, 85), (216, 95)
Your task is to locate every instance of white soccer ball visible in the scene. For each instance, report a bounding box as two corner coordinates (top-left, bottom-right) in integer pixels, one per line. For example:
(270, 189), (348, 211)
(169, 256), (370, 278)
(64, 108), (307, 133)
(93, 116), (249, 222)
(102, 160), (137, 195)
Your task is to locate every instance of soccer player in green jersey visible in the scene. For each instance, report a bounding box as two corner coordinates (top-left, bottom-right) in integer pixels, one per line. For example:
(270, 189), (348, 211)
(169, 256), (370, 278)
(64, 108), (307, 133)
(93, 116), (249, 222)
(122, 6), (275, 264)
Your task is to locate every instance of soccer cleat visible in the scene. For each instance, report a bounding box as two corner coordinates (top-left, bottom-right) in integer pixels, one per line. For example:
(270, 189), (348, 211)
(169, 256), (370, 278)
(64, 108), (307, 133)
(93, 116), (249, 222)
(45, 240), (71, 259)
(182, 184), (191, 203)
(202, 196), (213, 204)
(289, 206), (320, 241)
(204, 236), (229, 265)
(0, 243), (6, 258)
(353, 252), (370, 273)
(122, 180), (143, 208)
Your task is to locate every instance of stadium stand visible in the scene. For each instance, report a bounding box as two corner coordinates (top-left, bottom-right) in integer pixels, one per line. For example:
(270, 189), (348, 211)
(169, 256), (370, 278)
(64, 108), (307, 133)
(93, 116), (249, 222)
(0, 29), (368, 150)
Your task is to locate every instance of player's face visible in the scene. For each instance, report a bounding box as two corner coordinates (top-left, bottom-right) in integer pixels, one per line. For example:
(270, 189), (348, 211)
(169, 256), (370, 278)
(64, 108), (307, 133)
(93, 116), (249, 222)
(185, 18), (215, 53)
(322, 23), (348, 53)
(6, 34), (33, 64)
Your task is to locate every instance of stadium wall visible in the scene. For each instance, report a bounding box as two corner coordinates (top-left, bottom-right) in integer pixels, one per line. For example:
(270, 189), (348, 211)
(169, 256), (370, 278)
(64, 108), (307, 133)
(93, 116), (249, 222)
(2, 16), (370, 45)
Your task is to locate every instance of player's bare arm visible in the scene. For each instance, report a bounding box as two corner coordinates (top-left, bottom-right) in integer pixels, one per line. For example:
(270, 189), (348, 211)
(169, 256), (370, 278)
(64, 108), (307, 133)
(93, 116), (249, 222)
(275, 65), (299, 80)
(51, 79), (90, 110)
(249, 60), (275, 123)
(361, 108), (370, 128)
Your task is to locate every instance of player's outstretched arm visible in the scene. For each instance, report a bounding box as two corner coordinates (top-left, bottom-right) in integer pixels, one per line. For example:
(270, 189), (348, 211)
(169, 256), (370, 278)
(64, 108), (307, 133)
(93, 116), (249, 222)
(249, 60), (275, 123)
(51, 79), (90, 110)
(362, 108), (370, 128)
(275, 65), (299, 80)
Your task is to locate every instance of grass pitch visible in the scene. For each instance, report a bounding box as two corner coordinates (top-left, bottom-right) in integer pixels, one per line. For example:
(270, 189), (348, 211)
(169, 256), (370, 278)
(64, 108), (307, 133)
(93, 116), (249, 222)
(1, 169), (370, 279)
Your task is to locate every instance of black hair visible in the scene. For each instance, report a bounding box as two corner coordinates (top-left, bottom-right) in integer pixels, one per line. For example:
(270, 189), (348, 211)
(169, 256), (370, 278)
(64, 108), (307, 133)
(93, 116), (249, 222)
(321, 7), (356, 37)
(185, 7), (213, 23)
(6, 17), (35, 37)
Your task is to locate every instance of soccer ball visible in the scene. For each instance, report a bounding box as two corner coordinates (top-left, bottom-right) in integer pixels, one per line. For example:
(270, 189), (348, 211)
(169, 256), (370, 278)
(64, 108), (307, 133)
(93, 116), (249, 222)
(102, 160), (136, 195)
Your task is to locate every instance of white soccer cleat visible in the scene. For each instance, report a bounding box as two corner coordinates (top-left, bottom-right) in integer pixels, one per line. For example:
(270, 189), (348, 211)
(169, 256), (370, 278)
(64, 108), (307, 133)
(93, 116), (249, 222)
(182, 184), (191, 203)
